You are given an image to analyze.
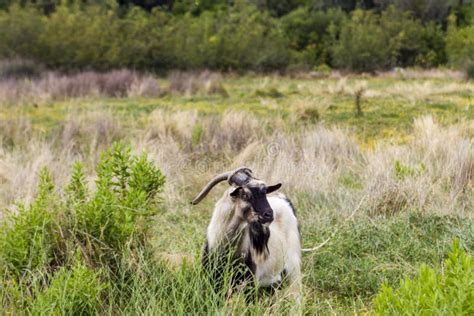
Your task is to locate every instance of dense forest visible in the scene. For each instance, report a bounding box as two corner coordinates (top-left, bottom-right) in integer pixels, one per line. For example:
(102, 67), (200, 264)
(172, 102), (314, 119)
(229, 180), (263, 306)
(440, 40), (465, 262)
(0, 0), (473, 72)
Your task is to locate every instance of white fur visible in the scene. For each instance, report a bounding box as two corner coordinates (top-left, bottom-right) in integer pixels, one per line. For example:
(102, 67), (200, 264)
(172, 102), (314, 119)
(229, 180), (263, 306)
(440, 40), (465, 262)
(206, 189), (302, 297)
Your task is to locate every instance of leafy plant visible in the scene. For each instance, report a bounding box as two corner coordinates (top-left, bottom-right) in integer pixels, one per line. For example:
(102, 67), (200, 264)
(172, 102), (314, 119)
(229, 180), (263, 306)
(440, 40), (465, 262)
(394, 160), (426, 180)
(0, 168), (58, 275)
(32, 259), (107, 315)
(254, 87), (284, 98)
(0, 142), (165, 313)
(374, 239), (473, 315)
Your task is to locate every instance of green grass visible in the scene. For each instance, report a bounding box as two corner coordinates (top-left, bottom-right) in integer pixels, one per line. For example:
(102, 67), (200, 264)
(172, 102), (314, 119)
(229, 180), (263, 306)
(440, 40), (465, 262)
(1, 136), (471, 314)
(2, 75), (472, 142)
(1, 74), (473, 314)
(152, 194), (474, 313)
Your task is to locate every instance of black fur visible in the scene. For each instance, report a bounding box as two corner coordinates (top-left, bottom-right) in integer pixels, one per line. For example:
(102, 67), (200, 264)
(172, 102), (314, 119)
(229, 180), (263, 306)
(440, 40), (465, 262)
(202, 237), (255, 292)
(249, 221), (270, 255)
(282, 195), (297, 217)
(202, 221), (270, 293)
(283, 195), (301, 235)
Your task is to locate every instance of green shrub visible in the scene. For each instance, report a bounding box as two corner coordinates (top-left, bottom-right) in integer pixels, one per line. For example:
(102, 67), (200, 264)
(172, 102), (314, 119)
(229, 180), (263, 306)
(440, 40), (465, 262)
(32, 260), (107, 315)
(0, 3), (288, 71)
(0, 168), (59, 275)
(374, 239), (473, 315)
(332, 7), (424, 72)
(446, 15), (474, 68)
(393, 160), (425, 180)
(332, 9), (393, 72)
(415, 22), (447, 67)
(0, 5), (43, 60)
(0, 2), (468, 71)
(281, 7), (347, 68)
(466, 62), (474, 80)
(0, 142), (165, 313)
(71, 142), (165, 265)
(254, 87), (284, 98)
(167, 6), (289, 71)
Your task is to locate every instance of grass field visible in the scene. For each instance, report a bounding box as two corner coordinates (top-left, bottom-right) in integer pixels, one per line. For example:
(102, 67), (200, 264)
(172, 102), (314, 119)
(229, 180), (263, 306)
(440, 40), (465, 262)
(1, 69), (473, 314)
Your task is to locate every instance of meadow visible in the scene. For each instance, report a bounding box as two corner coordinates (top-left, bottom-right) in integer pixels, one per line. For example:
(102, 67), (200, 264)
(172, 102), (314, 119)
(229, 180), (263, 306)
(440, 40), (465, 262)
(0, 68), (473, 314)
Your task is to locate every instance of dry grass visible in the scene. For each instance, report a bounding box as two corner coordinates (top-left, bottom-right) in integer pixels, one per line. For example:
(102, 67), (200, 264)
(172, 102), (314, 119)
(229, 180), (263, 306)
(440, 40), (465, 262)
(1, 107), (471, 219)
(167, 70), (228, 97)
(377, 68), (464, 80)
(0, 69), (160, 105)
(0, 68), (237, 105)
(304, 77), (474, 103)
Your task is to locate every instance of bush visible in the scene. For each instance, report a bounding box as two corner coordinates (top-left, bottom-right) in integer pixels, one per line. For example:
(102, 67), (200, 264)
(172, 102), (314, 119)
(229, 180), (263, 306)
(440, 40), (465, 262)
(167, 6), (289, 71)
(0, 143), (165, 313)
(0, 5), (43, 60)
(0, 168), (58, 275)
(465, 62), (474, 80)
(374, 239), (473, 315)
(332, 7), (424, 72)
(32, 260), (107, 315)
(0, 2), (469, 72)
(446, 15), (474, 68)
(332, 10), (393, 72)
(281, 7), (347, 68)
(0, 3), (288, 71)
(415, 22), (447, 67)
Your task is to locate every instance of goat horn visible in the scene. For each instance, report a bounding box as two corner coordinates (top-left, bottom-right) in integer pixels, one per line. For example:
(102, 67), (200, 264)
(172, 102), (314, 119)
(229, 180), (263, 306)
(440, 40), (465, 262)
(190, 167), (253, 205)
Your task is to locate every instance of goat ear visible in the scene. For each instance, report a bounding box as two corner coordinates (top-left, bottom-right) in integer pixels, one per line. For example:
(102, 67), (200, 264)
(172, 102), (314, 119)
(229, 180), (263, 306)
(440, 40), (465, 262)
(230, 187), (242, 198)
(266, 183), (282, 194)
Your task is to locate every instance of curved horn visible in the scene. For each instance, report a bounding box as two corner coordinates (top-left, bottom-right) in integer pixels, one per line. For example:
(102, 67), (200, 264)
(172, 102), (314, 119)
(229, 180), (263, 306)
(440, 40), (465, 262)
(190, 167), (253, 205)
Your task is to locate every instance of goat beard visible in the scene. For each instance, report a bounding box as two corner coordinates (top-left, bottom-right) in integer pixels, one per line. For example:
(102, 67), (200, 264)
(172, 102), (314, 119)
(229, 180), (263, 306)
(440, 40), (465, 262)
(248, 221), (270, 256)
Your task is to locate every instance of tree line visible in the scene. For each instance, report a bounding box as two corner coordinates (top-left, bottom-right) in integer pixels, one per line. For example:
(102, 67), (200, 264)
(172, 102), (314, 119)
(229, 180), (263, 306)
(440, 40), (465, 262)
(0, 0), (473, 72)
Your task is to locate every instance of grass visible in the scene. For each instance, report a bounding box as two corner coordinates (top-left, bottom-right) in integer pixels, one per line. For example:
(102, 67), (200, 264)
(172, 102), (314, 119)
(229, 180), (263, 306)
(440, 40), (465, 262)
(0, 69), (473, 314)
(2, 71), (473, 142)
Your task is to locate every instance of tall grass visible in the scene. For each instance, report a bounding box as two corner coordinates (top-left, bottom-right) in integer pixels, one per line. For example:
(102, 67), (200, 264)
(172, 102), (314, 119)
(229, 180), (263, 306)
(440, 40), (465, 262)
(0, 62), (234, 105)
(0, 66), (161, 105)
(0, 74), (472, 313)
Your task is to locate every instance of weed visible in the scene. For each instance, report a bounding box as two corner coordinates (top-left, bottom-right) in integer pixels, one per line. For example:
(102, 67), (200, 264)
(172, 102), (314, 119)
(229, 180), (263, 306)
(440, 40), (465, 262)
(374, 239), (473, 315)
(0, 143), (166, 313)
(32, 259), (107, 315)
(254, 87), (284, 98)
(191, 124), (204, 147)
(393, 160), (426, 180)
(296, 106), (320, 123)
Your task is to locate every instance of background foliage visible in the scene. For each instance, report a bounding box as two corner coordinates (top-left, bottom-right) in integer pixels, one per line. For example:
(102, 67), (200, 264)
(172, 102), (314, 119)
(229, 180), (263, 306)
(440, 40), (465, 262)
(0, 0), (473, 72)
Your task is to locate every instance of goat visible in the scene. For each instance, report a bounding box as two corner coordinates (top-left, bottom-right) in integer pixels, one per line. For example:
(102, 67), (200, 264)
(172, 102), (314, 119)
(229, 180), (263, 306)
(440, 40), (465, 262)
(191, 167), (301, 298)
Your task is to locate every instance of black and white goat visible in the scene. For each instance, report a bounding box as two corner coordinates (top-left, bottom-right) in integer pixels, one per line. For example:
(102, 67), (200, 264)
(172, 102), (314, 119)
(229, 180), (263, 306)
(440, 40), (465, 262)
(191, 167), (301, 298)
